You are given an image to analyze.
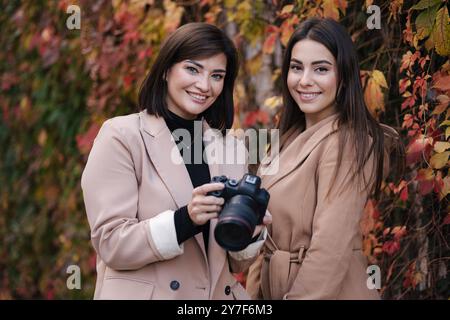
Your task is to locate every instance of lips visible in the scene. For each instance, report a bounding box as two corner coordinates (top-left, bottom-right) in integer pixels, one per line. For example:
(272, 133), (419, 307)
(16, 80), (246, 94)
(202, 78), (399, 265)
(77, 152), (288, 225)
(298, 91), (321, 101)
(186, 91), (208, 103)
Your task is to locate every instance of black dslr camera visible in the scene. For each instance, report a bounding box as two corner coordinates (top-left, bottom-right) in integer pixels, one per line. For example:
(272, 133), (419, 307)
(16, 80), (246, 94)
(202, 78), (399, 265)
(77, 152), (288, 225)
(208, 174), (270, 251)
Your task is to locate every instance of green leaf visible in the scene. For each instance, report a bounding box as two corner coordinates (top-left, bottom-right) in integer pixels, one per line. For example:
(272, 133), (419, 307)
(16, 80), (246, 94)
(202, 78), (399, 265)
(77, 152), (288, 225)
(432, 6), (450, 56)
(411, 0), (442, 10)
(415, 4), (440, 40)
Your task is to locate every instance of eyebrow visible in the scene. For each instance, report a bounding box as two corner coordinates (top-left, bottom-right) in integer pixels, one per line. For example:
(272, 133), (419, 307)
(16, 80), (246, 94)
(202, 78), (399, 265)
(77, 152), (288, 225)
(290, 58), (333, 66)
(186, 60), (226, 73)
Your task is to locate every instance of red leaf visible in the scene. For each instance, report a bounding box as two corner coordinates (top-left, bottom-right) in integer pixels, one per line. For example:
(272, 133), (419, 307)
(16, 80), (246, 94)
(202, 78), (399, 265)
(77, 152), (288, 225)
(263, 33), (278, 55)
(433, 74), (450, 92)
(406, 135), (433, 165)
(244, 111), (258, 127)
(419, 180), (434, 195)
(402, 114), (414, 129)
(400, 185), (409, 201)
(123, 74), (133, 90)
(401, 95), (416, 110)
(443, 214), (450, 225)
(382, 240), (400, 256)
(76, 123), (101, 155)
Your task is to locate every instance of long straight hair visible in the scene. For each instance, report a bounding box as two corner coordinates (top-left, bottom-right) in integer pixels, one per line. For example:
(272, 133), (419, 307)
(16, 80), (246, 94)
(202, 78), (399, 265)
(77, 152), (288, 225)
(278, 18), (404, 200)
(138, 23), (238, 132)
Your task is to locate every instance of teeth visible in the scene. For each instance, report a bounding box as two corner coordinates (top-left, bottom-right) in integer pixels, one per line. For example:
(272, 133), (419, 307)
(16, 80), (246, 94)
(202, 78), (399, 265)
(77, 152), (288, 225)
(300, 92), (320, 99)
(188, 92), (207, 101)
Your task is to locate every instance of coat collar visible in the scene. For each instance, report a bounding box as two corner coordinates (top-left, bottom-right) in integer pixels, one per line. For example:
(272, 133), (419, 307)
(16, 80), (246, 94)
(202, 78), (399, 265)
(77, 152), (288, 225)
(260, 113), (340, 190)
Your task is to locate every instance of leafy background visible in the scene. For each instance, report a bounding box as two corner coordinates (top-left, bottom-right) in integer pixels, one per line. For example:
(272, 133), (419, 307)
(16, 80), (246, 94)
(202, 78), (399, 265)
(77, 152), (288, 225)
(0, 0), (448, 299)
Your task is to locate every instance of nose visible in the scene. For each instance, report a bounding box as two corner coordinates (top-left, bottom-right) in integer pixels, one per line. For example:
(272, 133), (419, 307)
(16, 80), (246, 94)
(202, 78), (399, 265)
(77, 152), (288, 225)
(195, 74), (210, 92)
(299, 69), (313, 87)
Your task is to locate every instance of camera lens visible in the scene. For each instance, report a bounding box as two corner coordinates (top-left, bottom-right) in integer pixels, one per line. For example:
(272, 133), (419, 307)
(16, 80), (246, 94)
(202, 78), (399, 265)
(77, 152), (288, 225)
(214, 195), (259, 251)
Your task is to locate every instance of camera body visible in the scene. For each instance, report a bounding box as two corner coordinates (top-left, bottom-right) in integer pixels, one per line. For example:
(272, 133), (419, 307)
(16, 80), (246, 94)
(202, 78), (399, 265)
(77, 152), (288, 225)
(209, 174), (270, 251)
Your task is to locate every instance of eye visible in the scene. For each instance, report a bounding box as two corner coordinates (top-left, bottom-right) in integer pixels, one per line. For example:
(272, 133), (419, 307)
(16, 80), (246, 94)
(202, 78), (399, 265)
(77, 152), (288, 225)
(211, 74), (224, 81)
(316, 67), (329, 73)
(290, 64), (302, 71)
(185, 66), (198, 74)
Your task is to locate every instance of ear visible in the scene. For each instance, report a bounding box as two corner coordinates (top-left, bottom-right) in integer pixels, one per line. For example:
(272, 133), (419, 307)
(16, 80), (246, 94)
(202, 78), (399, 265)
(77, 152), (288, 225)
(163, 67), (171, 82)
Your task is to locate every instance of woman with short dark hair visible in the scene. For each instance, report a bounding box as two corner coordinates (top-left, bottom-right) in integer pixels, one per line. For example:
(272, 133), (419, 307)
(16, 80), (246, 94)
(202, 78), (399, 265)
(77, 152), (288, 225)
(81, 23), (270, 300)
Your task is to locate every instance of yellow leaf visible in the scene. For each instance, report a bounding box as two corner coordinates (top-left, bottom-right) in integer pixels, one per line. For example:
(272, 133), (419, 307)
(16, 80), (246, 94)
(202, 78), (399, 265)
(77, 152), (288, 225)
(322, 0), (339, 20)
(446, 127), (450, 140)
(430, 151), (450, 169)
(372, 70), (389, 88)
(364, 78), (385, 117)
(441, 176), (450, 200)
(264, 96), (283, 110)
(432, 7), (450, 56)
(417, 168), (434, 180)
(434, 141), (450, 153)
(432, 94), (449, 115)
(247, 53), (262, 75)
(38, 130), (47, 146)
(424, 35), (435, 50)
(224, 0), (238, 8)
(281, 4), (294, 15)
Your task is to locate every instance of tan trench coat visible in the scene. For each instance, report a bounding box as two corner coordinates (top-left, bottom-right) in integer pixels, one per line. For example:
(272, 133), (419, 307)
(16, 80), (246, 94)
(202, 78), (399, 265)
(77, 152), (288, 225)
(246, 114), (381, 300)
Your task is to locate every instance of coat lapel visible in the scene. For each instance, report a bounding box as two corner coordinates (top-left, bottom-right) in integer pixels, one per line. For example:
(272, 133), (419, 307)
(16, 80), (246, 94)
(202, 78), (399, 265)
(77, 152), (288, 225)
(139, 111), (193, 208)
(202, 122), (227, 295)
(261, 114), (339, 190)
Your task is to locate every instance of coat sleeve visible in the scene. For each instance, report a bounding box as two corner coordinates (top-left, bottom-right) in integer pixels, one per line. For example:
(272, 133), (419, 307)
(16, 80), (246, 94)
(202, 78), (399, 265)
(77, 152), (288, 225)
(81, 120), (183, 271)
(284, 142), (374, 299)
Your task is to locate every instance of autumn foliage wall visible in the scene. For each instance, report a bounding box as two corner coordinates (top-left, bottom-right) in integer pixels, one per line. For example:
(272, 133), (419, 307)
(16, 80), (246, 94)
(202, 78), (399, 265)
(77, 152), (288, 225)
(0, 0), (448, 299)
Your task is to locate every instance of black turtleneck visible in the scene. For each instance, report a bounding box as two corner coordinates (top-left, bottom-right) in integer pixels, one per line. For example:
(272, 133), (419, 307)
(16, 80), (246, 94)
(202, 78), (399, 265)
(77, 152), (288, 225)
(164, 110), (211, 249)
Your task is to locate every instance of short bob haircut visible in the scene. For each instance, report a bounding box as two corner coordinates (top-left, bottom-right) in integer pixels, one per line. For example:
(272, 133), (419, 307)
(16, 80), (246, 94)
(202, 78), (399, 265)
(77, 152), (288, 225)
(138, 23), (238, 131)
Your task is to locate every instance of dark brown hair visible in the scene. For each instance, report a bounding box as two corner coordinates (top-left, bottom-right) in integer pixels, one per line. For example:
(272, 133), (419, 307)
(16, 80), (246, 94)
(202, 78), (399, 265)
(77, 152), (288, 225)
(278, 18), (404, 199)
(138, 23), (238, 131)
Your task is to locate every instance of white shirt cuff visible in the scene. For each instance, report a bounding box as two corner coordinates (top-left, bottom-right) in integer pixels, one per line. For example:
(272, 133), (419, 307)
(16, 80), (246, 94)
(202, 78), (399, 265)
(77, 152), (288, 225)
(228, 227), (267, 261)
(148, 210), (184, 260)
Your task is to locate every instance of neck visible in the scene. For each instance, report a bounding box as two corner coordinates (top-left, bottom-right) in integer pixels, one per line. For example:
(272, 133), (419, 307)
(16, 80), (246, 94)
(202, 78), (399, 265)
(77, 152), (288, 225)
(167, 106), (197, 120)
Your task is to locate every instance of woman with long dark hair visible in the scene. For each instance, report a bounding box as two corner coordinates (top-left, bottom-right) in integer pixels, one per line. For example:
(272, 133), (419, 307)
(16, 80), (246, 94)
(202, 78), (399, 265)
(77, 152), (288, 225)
(246, 18), (404, 300)
(81, 23), (270, 300)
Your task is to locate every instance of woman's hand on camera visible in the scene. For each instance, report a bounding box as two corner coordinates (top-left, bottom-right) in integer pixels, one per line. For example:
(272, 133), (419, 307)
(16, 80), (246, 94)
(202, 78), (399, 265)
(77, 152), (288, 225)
(252, 210), (272, 238)
(188, 183), (225, 226)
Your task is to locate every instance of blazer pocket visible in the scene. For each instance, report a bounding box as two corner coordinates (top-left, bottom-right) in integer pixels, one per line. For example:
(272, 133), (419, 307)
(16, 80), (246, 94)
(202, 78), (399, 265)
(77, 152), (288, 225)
(99, 277), (155, 300)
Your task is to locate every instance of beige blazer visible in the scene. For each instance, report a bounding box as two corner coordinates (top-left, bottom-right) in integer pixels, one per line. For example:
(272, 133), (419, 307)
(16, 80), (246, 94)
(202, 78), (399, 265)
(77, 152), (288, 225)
(81, 111), (264, 300)
(246, 114), (381, 300)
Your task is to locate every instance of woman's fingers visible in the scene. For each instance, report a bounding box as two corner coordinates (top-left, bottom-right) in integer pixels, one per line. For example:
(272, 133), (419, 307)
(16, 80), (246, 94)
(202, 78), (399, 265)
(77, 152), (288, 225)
(203, 196), (225, 205)
(193, 204), (222, 214)
(262, 210), (272, 225)
(193, 182), (224, 196)
(193, 212), (219, 225)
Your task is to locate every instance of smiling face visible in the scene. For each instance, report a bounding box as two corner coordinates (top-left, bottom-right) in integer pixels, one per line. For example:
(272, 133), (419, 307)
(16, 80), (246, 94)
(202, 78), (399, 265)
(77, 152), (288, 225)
(287, 39), (338, 128)
(165, 53), (227, 120)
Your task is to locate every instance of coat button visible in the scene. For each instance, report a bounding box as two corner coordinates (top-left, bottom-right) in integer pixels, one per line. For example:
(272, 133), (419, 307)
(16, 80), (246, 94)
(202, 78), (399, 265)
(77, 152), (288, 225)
(224, 285), (231, 295)
(170, 280), (180, 290)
